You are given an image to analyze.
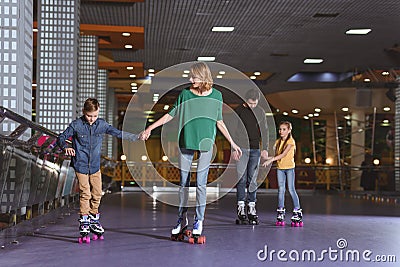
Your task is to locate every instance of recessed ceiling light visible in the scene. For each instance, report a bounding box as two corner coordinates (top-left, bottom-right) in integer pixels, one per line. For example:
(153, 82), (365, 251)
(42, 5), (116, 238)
(126, 66), (134, 70)
(364, 78), (371, 82)
(291, 109), (299, 114)
(308, 113), (314, 117)
(254, 71), (261, 76)
(283, 112), (289, 116)
(32, 83), (37, 87)
(129, 74), (136, 78)
(183, 70), (190, 74)
(303, 116), (309, 120)
(149, 73), (154, 77)
(197, 56), (215, 61)
(250, 76), (256, 79)
(163, 105), (169, 110)
(33, 28), (38, 32)
(182, 74), (188, 78)
(382, 71), (389, 76)
(216, 75), (223, 79)
(314, 113), (319, 117)
(211, 26), (235, 32)
(314, 108), (321, 112)
(304, 58), (323, 64)
(148, 69), (155, 73)
(219, 71), (226, 75)
(345, 28), (372, 35)
(124, 44), (133, 49)
(342, 107), (349, 112)
(383, 107), (391, 112)
(122, 32), (131, 37)
(131, 82), (137, 86)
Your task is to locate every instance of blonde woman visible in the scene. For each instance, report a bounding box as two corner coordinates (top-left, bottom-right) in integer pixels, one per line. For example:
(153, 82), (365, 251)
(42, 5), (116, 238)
(141, 62), (242, 242)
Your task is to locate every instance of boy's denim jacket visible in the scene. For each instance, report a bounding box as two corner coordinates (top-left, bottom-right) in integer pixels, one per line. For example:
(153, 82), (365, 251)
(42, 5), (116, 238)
(57, 116), (138, 174)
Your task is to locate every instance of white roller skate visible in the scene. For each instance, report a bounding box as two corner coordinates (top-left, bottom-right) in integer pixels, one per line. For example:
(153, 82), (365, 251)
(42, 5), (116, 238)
(235, 201), (248, 225)
(276, 207), (285, 226)
(78, 215), (91, 244)
(189, 218), (205, 244)
(290, 208), (303, 227)
(247, 202), (259, 225)
(89, 213), (105, 240)
(171, 215), (189, 241)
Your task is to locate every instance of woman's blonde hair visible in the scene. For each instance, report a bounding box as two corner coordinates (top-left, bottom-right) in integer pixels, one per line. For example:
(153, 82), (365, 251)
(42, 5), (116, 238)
(190, 62), (213, 92)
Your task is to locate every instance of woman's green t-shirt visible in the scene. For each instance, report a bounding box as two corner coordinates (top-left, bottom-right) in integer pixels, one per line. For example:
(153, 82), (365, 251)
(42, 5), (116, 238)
(168, 88), (223, 151)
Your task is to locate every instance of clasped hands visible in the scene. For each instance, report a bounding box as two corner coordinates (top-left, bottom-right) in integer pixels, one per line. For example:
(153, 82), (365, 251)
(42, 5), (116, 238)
(139, 129), (151, 140)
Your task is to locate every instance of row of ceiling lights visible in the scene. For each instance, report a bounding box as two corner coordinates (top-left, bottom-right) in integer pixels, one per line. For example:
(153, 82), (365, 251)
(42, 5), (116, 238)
(122, 27), (373, 64)
(275, 106), (392, 120)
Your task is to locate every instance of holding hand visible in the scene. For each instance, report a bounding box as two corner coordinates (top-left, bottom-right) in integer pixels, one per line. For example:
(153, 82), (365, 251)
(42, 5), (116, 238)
(262, 156), (274, 167)
(65, 148), (76, 156)
(139, 129), (151, 140)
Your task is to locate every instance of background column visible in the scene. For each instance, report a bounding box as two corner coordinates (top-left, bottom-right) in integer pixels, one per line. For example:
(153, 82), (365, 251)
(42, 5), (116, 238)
(36, 0), (80, 133)
(395, 77), (400, 191)
(0, 0), (33, 139)
(350, 109), (366, 190)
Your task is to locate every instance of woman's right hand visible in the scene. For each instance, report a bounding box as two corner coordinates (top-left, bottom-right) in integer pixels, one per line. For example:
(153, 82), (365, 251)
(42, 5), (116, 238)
(140, 129), (151, 140)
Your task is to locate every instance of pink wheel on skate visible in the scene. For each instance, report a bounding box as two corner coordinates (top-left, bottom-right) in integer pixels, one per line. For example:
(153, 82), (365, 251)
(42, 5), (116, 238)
(276, 221), (285, 226)
(78, 235), (90, 244)
(92, 234), (104, 241)
(188, 237), (195, 244)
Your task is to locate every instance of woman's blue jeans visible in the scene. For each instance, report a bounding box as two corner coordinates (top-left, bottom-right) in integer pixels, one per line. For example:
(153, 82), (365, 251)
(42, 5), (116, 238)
(277, 168), (300, 209)
(178, 148), (213, 221)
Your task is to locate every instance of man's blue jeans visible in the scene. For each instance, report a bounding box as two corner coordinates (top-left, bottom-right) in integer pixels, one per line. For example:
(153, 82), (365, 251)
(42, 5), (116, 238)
(236, 149), (260, 203)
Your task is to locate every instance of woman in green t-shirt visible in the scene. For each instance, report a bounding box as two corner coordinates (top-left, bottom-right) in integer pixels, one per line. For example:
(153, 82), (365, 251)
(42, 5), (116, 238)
(141, 62), (242, 241)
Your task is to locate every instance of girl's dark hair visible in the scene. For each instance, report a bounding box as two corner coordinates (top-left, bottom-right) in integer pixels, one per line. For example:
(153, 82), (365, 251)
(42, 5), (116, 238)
(275, 121), (292, 156)
(83, 98), (100, 112)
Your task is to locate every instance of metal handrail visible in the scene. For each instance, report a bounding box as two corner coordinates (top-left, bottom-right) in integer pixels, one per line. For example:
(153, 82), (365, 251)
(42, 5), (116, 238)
(0, 106), (71, 149)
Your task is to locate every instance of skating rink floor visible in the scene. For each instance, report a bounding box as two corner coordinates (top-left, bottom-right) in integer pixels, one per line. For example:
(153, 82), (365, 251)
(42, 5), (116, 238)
(1, 190), (399, 267)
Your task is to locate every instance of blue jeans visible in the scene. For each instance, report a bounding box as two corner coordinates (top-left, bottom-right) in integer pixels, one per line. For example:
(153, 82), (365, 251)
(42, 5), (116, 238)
(178, 148), (213, 221)
(277, 168), (300, 209)
(236, 149), (260, 203)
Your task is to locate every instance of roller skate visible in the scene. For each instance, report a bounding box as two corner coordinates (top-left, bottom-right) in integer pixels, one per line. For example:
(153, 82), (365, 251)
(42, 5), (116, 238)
(235, 201), (248, 225)
(276, 207), (285, 226)
(170, 215), (190, 241)
(188, 218), (206, 244)
(290, 208), (303, 227)
(247, 202), (259, 225)
(78, 215), (91, 244)
(89, 213), (105, 241)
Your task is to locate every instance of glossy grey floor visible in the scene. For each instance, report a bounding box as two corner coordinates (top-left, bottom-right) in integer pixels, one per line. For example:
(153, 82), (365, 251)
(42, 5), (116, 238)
(1, 191), (399, 267)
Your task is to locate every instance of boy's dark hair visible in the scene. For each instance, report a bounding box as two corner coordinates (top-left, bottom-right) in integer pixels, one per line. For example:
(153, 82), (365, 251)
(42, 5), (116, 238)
(245, 89), (260, 101)
(83, 98), (100, 112)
